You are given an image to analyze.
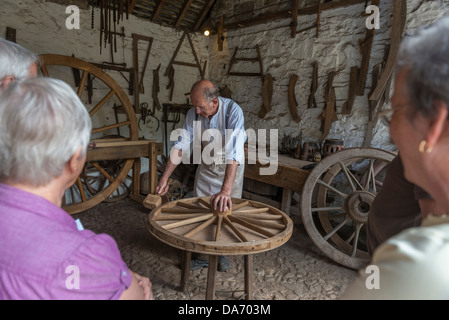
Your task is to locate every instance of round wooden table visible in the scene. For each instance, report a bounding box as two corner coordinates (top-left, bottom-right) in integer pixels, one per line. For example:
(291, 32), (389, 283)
(147, 197), (293, 300)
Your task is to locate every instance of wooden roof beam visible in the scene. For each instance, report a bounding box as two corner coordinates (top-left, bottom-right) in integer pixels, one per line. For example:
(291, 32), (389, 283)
(224, 0), (367, 30)
(152, 0), (167, 22)
(193, 0), (215, 31)
(175, 0), (194, 28)
(128, 0), (139, 14)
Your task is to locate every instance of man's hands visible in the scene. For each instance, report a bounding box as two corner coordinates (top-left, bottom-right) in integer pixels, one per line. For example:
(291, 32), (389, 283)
(155, 177), (170, 196)
(210, 191), (232, 212)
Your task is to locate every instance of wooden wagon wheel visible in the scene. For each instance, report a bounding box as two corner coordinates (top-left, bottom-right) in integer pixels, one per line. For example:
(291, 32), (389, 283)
(147, 197), (293, 255)
(39, 54), (138, 214)
(301, 148), (396, 270)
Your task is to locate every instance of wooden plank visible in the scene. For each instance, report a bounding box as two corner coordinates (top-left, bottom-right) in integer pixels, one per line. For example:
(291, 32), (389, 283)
(244, 154), (312, 193)
(86, 141), (157, 162)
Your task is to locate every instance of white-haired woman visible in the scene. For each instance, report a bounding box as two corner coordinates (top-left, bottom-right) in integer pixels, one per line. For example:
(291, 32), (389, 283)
(342, 15), (449, 299)
(0, 38), (38, 91)
(0, 78), (153, 300)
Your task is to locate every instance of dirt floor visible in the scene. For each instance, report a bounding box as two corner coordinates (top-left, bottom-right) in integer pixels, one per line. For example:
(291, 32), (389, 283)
(73, 198), (358, 300)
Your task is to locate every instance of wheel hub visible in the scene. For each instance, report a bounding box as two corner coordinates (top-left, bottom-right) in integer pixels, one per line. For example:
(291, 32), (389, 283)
(344, 191), (375, 224)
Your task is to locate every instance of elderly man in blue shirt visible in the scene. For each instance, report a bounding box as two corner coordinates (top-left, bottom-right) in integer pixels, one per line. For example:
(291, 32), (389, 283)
(156, 80), (247, 271)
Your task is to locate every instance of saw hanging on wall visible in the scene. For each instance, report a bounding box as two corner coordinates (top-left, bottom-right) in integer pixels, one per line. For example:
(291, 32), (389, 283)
(227, 45), (273, 118)
(318, 71), (338, 143)
(288, 74), (301, 123)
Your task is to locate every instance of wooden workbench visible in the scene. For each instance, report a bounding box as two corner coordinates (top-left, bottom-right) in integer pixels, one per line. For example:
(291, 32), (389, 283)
(244, 152), (314, 215)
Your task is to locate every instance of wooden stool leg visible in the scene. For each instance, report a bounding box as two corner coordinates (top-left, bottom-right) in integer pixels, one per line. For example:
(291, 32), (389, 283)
(180, 250), (191, 292)
(244, 255), (254, 300)
(206, 255), (218, 300)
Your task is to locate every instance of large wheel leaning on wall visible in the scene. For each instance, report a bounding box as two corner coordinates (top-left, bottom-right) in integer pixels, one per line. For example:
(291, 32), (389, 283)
(39, 54), (138, 214)
(300, 147), (396, 270)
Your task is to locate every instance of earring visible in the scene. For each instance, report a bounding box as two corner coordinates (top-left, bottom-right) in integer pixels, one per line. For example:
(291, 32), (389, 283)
(419, 140), (433, 154)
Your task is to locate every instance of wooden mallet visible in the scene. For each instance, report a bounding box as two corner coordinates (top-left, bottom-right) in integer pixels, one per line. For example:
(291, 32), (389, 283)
(143, 178), (172, 210)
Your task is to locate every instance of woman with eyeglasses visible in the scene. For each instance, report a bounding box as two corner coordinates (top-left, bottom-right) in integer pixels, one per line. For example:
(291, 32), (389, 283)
(342, 15), (449, 299)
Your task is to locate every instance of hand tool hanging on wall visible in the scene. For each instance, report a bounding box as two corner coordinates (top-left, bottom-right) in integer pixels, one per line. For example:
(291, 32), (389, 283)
(132, 33), (154, 112)
(318, 71), (338, 143)
(98, 0), (129, 55)
(290, 0), (299, 38)
(316, 0), (322, 38)
(166, 65), (175, 101)
(165, 31), (205, 80)
(288, 74), (301, 123)
(139, 102), (160, 132)
(341, 66), (359, 115)
(153, 64), (162, 111)
(259, 74), (273, 118)
(365, 0), (407, 147)
(357, 0), (380, 96)
(307, 61), (318, 109)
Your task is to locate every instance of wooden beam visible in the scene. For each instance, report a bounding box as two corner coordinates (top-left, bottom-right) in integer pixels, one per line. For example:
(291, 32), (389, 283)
(175, 0), (194, 28)
(291, 0), (299, 38)
(193, 0), (216, 31)
(224, 0), (366, 30)
(128, 0), (138, 14)
(152, 0), (167, 22)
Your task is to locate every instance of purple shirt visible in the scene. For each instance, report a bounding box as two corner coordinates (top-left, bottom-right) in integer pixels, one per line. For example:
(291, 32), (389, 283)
(0, 183), (132, 300)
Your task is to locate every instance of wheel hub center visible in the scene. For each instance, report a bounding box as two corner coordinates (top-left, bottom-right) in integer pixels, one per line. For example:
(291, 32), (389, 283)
(344, 191), (375, 224)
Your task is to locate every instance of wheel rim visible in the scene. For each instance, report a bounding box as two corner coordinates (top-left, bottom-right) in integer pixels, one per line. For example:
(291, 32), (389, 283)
(39, 54), (138, 214)
(148, 197), (293, 255)
(301, 148), (396, 270)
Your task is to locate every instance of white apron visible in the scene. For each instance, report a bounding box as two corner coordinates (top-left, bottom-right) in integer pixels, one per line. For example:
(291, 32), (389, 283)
(193, 102), (244, 198)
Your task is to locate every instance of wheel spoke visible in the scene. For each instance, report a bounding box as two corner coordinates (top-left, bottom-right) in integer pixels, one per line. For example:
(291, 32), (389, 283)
(215, 215), (223, 241)
(162, 214), (213, 230)
(198, 198), (212, 209)
(90, 162), (114, 182)
(77, 70), (88, 98)
(229, 215), (275, 238)
(316, 179), (348, 199)
(156, 213), (205, 221)
(233, 213), (282, 220)
(351, 223), (363, 258)
(223, 216), (248, 242)
(232, 215), (285, 230)
(233, 208), (269, 214)
(311, 206), (345, 213)
(184, 216), (216, 238)
(323, 217), (351, 241)
(76, 177), (87, 202)
(91, 120), (132, 135)
(89, 90), (115, 117)
(338, 161), (363, 191)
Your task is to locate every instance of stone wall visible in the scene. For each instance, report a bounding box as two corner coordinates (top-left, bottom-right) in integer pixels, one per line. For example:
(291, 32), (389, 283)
(1, 0), (448, 157)
(0, 0), (209, 171)
(207, 0), (449, 150)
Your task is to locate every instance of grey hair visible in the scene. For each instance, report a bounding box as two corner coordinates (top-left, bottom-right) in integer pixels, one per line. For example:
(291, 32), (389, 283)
(0, 78), (92, 187)
(0, 38), (40, 83)
(395, 15), (449, 119)
(191, 80), (220, 103)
